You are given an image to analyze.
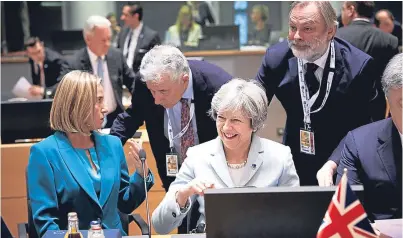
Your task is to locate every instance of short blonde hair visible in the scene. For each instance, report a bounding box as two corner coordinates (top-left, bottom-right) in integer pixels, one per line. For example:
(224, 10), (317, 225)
(50, 71), (100, 135)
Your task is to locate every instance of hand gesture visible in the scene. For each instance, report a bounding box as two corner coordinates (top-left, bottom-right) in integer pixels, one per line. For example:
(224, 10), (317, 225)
(126, 138), (149, 178)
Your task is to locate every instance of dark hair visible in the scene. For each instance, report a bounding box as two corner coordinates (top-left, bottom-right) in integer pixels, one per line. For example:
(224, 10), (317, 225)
(345, 1), (375, 19)
(24, 37), (41, 49)
(128, 4), (143, 21)
(374, 9), (395, 27)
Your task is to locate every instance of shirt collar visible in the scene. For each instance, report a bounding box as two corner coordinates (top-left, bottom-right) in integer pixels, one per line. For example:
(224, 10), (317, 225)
(353, 18), (370, 23)
(87, 47), (105, 61)
(132, 22), (143, 35)
(182, 69), (194, 100)
(302, 41), (331, 70)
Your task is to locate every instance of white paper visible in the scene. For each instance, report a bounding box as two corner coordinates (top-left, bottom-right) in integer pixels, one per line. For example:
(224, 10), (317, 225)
(374, 219), (402, 238)
(11, 77), (42, 100)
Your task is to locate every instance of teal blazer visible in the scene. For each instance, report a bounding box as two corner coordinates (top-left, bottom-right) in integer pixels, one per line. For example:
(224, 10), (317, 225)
(27, 131), (154, 237)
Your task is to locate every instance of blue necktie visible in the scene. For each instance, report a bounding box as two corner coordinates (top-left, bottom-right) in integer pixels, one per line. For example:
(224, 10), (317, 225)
(97, 57), (104, 82)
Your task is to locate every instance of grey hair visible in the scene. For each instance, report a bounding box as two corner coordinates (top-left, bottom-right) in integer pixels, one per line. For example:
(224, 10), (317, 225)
(83, 15), (111, 38)
(139, 45), (189, 83)
(290, 1), (339, 30)
(382, 53), (402, 95)
(209, 78), (268, 132)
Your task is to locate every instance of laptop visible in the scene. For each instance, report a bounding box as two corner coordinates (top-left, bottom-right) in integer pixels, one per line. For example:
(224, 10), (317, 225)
(204, 186), (364, 238)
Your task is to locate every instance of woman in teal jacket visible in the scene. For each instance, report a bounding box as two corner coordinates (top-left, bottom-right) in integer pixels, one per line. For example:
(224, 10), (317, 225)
(27, 70), (154, 236)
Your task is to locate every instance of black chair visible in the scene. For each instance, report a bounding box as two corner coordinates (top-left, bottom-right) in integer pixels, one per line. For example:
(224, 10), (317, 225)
(18, 169), (149, 238)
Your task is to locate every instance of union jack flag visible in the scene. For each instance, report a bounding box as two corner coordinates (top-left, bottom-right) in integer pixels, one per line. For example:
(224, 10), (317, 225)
(317, 171), (378, 238)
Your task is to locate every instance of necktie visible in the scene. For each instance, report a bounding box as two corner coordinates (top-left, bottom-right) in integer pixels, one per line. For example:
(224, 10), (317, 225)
(180, 98), (195, 162)
(38, 63), (45, 88)
(124, 29), (133, 59)
(305, 63), (319, 97)
(96, 57), (104, 82)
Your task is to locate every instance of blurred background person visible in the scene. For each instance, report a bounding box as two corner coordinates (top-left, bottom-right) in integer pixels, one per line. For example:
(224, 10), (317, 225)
(337, 1), (398, 121)
(248, 4), (271, 46)
(24, 36), (66, 99)
(60, 15), (136, 128)
(165, 4), (202, 48)
(106, 13), (121, 48)
(152, 78), (299, 234)
(375, 9), (402, 47)
(118, 4), (160, 73)
(27, 70), (154, 237)
(187, 1), (215, 26)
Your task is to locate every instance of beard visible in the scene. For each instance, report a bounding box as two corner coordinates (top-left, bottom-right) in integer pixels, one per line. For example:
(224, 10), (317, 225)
(288, 35), (329, 62)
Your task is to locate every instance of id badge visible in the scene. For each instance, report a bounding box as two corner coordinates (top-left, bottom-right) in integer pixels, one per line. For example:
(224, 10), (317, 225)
(300, 129), (315, 155)
(166, 153), (179, 177)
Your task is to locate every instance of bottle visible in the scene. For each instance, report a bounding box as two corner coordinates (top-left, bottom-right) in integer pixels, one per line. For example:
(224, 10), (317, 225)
(88, 220), (105, 238)
(65, 212), (83, 238)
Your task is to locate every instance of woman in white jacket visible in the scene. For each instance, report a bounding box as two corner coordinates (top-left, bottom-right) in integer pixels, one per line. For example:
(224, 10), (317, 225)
(152, 78), (300, 234)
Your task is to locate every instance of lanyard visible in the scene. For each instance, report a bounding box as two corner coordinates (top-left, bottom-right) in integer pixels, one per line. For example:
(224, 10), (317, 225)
(298, 40), (335, 130)
(166, 99), (195, 150)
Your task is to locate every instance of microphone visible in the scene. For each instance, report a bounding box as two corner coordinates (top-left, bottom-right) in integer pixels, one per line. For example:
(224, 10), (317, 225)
(139, 149), (151, 238)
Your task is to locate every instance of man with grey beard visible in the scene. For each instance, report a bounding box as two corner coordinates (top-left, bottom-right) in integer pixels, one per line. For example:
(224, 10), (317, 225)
(255, 1), (382, 185)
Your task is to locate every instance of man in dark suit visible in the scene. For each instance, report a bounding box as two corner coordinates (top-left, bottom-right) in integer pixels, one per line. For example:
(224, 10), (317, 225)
(60, 16), (136, 128)
(332, 53), (402, 221)
(118, 4), (160, 73)
(338, 1), (399, 120)
(110, 45), (231, 233)
(256, 1), (381, 185)
(24, 37), (66, 98)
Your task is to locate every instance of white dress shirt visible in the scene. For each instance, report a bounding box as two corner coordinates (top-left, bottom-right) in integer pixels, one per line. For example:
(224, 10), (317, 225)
(87, 48), (117, 114)
(164, 70), (200, 159)
(124, 22), (143, 69)
(302, 42), (331, 102)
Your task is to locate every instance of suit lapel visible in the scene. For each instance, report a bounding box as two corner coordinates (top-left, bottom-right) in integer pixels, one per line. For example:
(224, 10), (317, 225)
(93, 132), (116, 207)
(208, 137), (234, 187)
(285, 57), (298, 86)
(54, 131), (101, 209)
(80, 49), (93, 73)
(238, 134), (263, 186)
(134, 27), (145, 56)
(377, 120), (400, 184)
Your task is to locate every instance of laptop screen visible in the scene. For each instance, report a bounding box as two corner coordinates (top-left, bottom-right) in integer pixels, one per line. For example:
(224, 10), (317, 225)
(204, 186), (364, 238)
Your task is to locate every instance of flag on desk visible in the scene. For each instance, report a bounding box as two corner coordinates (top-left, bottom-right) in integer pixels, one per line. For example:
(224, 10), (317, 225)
(317, 170), (377, 238)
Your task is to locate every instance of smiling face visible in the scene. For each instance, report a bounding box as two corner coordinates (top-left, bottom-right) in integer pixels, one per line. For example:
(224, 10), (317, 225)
(288, 3), (334, 61)
(216, 109), (253, 153)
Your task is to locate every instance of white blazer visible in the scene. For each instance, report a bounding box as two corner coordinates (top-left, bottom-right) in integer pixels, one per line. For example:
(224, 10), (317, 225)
(152, 134), (300, 234)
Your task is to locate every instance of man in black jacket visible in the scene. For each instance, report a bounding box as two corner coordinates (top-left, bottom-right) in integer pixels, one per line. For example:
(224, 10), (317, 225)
(25, 37), (66, 98)
(337, 1), (398, 121)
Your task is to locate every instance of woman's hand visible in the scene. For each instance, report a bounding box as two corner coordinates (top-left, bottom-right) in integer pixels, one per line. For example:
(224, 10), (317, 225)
(176, 179), (215, 207)
(126, 139), (149, 178)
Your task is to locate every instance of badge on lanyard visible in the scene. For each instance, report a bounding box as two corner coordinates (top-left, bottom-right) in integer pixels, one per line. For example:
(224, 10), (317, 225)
(166, 150), (179, 177)
(300, 128), (315, 155)
(297, 40), (335, 156)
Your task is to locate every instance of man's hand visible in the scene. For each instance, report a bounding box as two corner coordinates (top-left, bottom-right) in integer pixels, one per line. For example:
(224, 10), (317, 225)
(317, 160), (337, 186)
(28, 85), (44, 97)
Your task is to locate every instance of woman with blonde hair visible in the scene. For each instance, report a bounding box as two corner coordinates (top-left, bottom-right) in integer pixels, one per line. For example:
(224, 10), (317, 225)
(165, 4), (202, 48)
(26, 70), (154, 237)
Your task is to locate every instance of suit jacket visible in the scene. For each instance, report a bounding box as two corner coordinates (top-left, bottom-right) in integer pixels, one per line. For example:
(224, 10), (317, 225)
(110, 60), (232, 190)
(333, 118), (402, 221)
(117, 25), (161, 73)
(337, 20), (399, 120)
(151, 134), (300, 234)
(255, 37), (379, 185)
(30, 47), (67, 97)
(60, 47), (136, 112)
(26, 131), (154, 237)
